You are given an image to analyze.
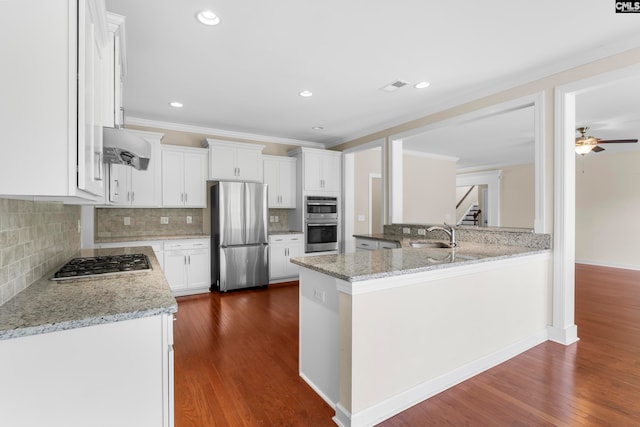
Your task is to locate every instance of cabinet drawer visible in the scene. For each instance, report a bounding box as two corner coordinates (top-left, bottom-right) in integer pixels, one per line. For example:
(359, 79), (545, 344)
(164, 239), (209, 251)
(355, 239), (377, 250)
(378, 241), (400, 249)
(269, 234), (304, 244)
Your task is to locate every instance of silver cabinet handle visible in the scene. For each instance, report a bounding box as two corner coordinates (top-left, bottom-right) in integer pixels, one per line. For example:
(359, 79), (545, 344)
(131, 192), (135, 202)
(185, 193), (188, 203)
(113, 179), (119, 196)
(94, 152), (103, 181)
(127, 191), (131, 202)
(180, 193), (184, 202)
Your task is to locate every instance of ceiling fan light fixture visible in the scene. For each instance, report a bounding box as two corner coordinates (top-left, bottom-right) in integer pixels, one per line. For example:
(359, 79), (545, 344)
(575, 137), (597, 155)
(196, 10), (220, 26)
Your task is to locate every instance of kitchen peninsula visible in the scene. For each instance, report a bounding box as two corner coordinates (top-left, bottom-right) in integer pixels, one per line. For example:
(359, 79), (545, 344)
(292, 226), (552, 427)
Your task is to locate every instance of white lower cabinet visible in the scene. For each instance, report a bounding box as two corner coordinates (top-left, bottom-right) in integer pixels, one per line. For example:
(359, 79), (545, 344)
(269, 234), (304, 282)
(0, 314), (174, 427)
(163, 239), (211, 295)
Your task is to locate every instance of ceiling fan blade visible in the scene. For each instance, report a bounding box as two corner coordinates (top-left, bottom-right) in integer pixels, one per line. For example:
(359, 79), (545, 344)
(596, 139), (638, 144)
(592, 146), (605, 152)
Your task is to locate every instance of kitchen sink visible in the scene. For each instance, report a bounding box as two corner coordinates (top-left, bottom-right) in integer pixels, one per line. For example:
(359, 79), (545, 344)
(409, 241), (452, 249)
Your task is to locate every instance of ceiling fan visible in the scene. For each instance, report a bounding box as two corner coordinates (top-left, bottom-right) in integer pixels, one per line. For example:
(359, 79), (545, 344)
(575, 126), (638, 155)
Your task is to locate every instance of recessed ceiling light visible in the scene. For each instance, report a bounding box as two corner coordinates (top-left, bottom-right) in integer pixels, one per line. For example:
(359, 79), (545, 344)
(414, 81), (431, 89)
(299, 90), (313, 97)
(169, 101), (183, 108)
(312, 126), (324, 131)
(196, 10), (220, 26)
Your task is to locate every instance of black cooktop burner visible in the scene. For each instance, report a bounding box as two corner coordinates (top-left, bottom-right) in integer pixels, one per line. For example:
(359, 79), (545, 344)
(52, 253), (151, 280)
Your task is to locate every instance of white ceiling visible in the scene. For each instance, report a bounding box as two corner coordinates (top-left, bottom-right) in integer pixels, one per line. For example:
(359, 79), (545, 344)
(106, 0), (640, 148)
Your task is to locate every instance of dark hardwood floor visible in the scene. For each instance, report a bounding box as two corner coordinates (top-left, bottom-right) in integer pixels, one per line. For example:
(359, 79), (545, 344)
(173, 265), (640, 426)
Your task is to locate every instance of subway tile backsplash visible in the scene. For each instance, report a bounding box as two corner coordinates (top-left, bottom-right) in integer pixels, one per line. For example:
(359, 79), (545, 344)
(0, 198), (80, 305)
(95, 208), (205, 240)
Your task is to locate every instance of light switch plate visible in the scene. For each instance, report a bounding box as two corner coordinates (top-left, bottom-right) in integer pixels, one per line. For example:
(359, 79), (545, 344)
(418, 228), (426, 235)
(160, 217), (169, 224)
(186, 216), (192, 224)
(357, 214), (365, 222)
(403, 227), (411, 234)
(123, 217), (131, 226)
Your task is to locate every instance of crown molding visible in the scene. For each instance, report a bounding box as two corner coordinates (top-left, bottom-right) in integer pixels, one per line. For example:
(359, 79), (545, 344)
(125, 117), (326, 149)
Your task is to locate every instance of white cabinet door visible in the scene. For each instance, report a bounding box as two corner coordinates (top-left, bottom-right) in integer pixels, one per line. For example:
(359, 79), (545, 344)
(163, 251), (188, 290)
(187, 249), (211, 289)
(236, 148), (262, 181)
(269, 234), (304, 280)
(279, 158), (297, 208)
(304, 152), (324, 192)
(77, 0), (107, 197)
(320, 153), (340, 193)
(109, 163), (131, 205)
(161, 147), (207, 208)
(264, 156), (297, 208)
(183, 152), (207, 207)
(161, 150), (185, 207)
(130, 166), (157, 206)
(206, 139), (264, 182)
(284, 236), (304, 277)
(263, 157), (280, 207)
(269, 241), (287, 280)
(209, 145), (237, 180)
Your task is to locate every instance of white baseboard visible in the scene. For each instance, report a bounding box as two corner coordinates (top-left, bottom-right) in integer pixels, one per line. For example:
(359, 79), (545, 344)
(547, 324), (579, 345)
(345, 329), (549, 427)
(575, 259), (640, 272)
(299, 372), (336, 410)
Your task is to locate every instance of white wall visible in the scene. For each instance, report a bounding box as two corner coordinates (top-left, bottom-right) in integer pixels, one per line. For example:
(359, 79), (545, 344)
(576, 151), (640, 269)
(500, 163), (535, 228)
(403, 153), (456, 224)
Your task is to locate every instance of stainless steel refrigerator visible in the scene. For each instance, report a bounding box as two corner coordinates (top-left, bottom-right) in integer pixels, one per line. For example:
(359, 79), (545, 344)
(211, 182), (269, 292)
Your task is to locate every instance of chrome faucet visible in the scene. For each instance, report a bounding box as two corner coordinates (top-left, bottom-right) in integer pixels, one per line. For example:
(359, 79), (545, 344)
(427, 223), (457, 247)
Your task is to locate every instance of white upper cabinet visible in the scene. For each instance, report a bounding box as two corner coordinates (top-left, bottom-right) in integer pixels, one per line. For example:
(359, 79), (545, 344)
(161, 145), (208, 208)
(263, 155), (297, 208)
(289, 148), (342, 194)
(103, 12), (126, 128)
(205, 139), (265, 182)
(0, 0), (114, 201)
(108, 130), (162, 207)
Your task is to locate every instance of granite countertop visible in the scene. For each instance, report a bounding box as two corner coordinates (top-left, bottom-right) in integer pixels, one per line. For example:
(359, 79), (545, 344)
(291, 241), (550, 282)
(0, 246), (177, 340)
(95, 234), (209, 243)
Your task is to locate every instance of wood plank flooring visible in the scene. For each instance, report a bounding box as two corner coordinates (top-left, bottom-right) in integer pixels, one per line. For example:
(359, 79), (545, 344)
(173, 265), (640, 426)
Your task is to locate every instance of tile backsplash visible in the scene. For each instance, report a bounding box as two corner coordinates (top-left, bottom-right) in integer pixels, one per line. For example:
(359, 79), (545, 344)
(0, 198), (80, 305)
(95, 208), (204, 240)
(268, 209), (294, 233)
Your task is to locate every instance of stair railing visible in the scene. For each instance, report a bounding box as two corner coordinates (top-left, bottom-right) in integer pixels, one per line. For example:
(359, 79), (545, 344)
(456, 185), (476, 209)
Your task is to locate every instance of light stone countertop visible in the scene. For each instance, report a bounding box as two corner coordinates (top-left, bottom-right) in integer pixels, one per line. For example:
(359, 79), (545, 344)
(291, 241), (550, 282)
(0, 246), (177, 340)
(95, 234), (209, 244)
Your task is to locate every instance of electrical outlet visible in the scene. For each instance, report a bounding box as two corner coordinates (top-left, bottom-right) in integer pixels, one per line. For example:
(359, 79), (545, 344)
(123, 217), (131, 226)
(274, 216), (279, 223)
(160, 217), (169, 224)
(418, 228), (426, 235)
(403, 227), (411, 234)
(270, 216), (275, 223)
(313, 288), (326, 302)
(186, 216), (192, 224)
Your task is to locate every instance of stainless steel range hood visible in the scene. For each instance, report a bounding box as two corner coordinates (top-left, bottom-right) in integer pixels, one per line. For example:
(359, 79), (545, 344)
(103, 127), (151, 170)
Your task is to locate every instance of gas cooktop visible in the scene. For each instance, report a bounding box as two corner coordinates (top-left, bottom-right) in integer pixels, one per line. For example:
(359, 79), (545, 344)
(51, 253), (151, 281)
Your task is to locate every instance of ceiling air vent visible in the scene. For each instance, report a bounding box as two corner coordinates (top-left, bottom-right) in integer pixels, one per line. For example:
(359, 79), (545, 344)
(380, 80), (409, 92)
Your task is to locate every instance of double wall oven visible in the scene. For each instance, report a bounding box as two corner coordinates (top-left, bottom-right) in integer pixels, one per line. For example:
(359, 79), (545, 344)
(305, 196), (338, 253)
